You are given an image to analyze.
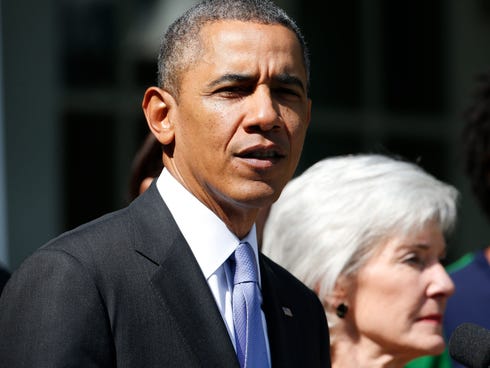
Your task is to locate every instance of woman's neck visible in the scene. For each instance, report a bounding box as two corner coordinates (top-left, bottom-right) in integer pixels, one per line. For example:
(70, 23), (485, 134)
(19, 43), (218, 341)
(331, 339), (410, 368)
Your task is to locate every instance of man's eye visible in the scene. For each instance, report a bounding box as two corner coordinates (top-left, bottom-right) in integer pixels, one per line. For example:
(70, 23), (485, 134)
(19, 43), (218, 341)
(215, 86), (250, 96)
(277, 87), (299, 96)
(275, 87), (300, 97)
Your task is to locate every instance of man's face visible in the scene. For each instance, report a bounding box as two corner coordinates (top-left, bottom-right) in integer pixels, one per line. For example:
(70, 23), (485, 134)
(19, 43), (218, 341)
(167, 20), (311, 215)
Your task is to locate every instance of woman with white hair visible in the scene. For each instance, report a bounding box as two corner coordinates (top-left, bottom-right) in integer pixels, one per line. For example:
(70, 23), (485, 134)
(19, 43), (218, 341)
(262, 154), (458, 368)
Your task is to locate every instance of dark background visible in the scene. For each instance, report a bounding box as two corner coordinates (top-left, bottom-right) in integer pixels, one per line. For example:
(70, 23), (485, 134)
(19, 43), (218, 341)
(2, 0), (490, 270)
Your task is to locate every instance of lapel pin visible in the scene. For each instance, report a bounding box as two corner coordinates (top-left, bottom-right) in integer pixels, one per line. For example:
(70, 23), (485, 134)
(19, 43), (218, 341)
(282, 307), (293, 317)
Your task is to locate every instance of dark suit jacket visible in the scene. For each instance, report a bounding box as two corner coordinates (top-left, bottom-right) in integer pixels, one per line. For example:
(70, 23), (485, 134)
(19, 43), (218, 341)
(0, 183), (330, 367)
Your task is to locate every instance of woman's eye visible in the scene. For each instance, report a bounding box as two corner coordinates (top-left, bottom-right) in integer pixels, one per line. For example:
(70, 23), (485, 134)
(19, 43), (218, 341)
(403, 254), (426, 268)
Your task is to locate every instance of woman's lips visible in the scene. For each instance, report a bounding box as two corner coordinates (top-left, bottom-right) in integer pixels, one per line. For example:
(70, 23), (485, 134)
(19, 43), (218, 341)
(417, 314), (443, 323)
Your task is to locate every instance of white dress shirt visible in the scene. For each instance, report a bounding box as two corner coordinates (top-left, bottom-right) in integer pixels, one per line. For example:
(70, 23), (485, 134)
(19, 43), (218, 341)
(156, 169), (270, 362)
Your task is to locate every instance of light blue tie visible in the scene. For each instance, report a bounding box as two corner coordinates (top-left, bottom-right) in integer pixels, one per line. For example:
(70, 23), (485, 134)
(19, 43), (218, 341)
(231, 242), (269, 368)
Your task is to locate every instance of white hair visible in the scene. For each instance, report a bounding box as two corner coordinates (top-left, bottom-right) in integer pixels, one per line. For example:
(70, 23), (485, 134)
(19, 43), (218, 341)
(262, 154), (459, 325)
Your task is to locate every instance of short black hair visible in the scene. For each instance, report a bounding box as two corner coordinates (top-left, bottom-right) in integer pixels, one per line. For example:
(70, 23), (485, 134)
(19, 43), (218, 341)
(157, 0), (310, 97)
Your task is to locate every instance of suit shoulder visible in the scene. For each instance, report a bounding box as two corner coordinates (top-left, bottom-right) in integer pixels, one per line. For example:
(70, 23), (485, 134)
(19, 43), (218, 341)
(26, 206), (134, 271)
(49, 207), (130, 246)
(6, 204), (142, 305)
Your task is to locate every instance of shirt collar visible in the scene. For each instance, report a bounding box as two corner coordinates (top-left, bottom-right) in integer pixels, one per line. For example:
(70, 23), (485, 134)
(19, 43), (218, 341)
(156, 168), (260, 279)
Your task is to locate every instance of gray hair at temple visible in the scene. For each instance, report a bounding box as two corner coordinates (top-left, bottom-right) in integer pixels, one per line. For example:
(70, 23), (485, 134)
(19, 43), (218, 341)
(262, 154), (458, 325)
(157, 0), (310, 97)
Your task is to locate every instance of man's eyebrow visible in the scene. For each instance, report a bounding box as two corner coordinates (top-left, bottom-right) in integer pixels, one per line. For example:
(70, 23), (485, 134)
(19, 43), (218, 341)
(207, 73), (306, 92)
(273, 73), (306, 92)
(207, 74), (255, 89)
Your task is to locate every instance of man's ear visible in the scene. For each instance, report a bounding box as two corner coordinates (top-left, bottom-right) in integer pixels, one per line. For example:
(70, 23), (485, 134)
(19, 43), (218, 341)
(142, 86), (175, 145)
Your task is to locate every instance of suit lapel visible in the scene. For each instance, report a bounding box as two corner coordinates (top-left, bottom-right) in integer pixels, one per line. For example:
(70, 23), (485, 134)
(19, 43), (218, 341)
(260, 255), (296, 368)
(130, 183), (239, 367)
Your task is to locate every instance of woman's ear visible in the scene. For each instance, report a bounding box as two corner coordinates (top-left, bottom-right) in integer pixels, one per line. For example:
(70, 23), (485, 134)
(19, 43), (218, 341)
(325, 276), (349, 310)
(142, 86), (175, 145)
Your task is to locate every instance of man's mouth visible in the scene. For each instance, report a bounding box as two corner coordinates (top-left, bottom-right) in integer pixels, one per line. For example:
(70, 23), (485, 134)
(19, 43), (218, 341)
(241, 150), (283, 159)
(237, 145), (286, 160)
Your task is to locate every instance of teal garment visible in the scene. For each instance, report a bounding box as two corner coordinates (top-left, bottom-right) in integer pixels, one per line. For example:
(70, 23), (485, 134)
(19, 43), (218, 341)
(446, 252), (475, 273)
(405, 349), (451, 368)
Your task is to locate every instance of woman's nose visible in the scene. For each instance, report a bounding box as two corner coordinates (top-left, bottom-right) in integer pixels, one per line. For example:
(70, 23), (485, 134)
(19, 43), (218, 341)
(427, 262), (455, 298)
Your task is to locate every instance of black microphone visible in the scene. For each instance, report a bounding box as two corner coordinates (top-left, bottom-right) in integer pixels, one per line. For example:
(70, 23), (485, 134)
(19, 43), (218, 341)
(448, 322), (490, 368)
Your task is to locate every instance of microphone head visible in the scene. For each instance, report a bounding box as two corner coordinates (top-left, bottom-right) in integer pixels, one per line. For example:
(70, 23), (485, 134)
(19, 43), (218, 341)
(448, 322), (490, 368)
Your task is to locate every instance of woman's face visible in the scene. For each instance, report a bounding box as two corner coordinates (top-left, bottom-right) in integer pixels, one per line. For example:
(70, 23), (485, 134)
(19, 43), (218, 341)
(347, 221), (455, 360)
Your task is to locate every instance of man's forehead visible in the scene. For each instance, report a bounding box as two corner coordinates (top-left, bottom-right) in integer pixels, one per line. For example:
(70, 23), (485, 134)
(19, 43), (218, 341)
(200, 19), (292, 36)
(198, 21), (304, 67)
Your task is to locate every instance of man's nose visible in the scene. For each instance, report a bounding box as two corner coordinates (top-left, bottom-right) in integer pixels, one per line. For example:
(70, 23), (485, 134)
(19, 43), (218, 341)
(243, 87), (281, 132)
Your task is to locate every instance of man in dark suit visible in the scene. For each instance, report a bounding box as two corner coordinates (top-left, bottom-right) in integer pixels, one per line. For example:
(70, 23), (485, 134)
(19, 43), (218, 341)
(0, 1), (331, 367)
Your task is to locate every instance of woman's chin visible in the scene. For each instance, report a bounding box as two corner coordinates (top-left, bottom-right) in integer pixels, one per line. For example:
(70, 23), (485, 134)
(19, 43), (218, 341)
(417, 335), (446, 356)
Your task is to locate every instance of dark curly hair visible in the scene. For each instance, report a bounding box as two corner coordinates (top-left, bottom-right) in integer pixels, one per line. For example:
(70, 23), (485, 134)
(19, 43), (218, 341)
(462, 71), (490, 219)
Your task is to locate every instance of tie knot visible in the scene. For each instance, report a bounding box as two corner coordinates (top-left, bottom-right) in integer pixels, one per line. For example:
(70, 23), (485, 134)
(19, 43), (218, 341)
(232, 242), (259, 285)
